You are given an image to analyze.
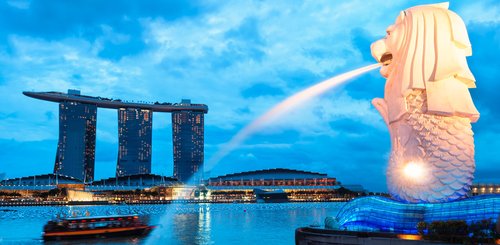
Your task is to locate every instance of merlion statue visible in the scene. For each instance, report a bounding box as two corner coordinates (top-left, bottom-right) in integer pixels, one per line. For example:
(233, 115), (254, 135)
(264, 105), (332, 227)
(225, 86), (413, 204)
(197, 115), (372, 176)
(370, 2), (479, 203)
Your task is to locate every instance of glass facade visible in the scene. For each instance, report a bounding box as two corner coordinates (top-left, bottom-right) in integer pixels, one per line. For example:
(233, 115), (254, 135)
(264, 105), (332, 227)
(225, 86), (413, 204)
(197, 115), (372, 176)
(54, 101), (97, 182)
(116, 108), (152, 177)
(26, 90), (208, 183)
(172, 100), (204, 184)
(334, 195), (500, 234)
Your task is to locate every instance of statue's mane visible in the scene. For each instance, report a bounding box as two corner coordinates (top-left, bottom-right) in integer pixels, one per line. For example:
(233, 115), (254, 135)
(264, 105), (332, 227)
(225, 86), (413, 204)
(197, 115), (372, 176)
(389, 3), (479, 122)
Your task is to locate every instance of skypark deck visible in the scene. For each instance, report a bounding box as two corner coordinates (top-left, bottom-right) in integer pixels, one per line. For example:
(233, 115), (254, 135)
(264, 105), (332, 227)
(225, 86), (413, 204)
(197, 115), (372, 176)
(23, 91), (208, 113)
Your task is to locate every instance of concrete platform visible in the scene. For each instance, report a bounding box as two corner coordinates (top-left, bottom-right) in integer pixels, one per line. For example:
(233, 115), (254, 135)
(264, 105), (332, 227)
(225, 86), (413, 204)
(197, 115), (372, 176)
(295, 227), (455, 245)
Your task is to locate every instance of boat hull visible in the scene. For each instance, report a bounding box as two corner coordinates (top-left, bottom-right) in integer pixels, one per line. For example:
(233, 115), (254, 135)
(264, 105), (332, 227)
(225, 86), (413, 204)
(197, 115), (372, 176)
(43, 225), (154, 241)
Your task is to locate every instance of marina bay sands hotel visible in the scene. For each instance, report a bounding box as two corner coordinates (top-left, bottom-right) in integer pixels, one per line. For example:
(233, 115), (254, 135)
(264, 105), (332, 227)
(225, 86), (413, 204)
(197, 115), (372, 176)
(23, 89), (208, 183)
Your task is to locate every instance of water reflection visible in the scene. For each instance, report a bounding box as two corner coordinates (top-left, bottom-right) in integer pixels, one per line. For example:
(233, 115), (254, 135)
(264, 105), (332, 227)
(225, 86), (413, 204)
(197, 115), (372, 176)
(172, 212), (211, 245)
(0, 203), (342, 244)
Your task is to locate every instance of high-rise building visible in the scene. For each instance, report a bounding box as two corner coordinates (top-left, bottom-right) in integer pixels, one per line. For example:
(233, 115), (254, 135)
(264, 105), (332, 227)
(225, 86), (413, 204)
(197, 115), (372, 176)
(24, 90), (208, 183)
(116, 108), (153, 177)
(54, 95), (97, 182)
(172, 99), (205, 183)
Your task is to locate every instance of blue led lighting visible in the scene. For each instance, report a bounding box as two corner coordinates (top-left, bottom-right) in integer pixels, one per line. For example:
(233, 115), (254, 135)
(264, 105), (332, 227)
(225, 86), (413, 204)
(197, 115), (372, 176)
(334, 195), (500, 233)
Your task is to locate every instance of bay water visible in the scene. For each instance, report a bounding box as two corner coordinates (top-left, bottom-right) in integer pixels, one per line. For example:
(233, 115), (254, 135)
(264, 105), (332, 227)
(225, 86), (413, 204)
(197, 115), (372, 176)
(0, 202), (343, 244)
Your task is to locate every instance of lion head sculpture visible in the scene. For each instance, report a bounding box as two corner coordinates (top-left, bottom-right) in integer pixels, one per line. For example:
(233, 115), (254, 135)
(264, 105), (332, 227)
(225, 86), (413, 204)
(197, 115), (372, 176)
(370, 3), (479, 203)
(371, 2), (479, 124)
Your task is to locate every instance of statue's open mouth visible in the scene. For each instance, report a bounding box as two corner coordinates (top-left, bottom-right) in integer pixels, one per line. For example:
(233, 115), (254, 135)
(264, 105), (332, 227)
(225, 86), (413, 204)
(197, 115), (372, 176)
(380, 53), (393, 66)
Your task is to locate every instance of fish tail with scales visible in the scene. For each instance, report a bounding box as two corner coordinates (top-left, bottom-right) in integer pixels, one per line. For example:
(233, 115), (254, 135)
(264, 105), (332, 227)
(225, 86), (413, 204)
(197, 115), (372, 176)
(387, 89), (475, 203)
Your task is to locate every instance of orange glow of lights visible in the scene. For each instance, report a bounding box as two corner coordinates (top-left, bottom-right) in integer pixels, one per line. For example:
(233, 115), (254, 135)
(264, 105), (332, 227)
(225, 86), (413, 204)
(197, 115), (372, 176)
(397, 234), (422, 241)
(403, 161), (425, 180)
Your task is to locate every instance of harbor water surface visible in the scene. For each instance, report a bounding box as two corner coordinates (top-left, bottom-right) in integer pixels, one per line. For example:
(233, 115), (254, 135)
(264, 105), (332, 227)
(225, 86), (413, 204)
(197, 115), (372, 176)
(0, 202), (343, 244)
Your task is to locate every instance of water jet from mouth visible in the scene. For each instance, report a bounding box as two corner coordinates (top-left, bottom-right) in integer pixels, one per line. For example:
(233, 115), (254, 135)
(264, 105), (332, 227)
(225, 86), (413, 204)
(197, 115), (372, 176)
(205, 63), (382, 170)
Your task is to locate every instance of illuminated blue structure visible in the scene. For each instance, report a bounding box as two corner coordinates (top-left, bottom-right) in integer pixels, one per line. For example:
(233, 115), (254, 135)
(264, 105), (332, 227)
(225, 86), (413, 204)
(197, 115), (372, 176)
(334, 195), (500, 233)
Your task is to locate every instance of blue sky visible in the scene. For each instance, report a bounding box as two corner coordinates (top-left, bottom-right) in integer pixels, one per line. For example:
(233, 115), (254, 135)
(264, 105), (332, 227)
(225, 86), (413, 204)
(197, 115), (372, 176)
(0, 0), (498, 192)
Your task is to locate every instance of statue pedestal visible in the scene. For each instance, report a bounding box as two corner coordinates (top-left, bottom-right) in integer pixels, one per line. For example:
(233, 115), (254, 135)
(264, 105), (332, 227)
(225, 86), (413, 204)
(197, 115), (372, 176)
(329, 195), (500, 233)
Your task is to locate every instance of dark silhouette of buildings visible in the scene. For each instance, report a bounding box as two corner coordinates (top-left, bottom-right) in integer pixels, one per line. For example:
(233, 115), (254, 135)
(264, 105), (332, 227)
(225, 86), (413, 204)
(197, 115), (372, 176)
(117, 108), (153, 177)
(172, 99), (205, 183)
(23, 90), (208, 182)
(54, 92), (97, 182)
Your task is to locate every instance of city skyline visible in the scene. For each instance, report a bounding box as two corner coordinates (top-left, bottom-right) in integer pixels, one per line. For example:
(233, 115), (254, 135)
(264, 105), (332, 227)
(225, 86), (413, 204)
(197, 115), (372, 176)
(0, 0), (498, 192)
(23, 90), (208, 182)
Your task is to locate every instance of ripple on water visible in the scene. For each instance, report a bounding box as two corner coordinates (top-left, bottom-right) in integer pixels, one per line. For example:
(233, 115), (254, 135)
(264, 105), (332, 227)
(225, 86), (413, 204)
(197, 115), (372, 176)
(0, 202), (344, 244)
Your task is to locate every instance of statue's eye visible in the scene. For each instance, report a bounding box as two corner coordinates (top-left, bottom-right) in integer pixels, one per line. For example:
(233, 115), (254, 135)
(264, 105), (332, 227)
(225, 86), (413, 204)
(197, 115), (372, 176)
(386, 25), (395, 36)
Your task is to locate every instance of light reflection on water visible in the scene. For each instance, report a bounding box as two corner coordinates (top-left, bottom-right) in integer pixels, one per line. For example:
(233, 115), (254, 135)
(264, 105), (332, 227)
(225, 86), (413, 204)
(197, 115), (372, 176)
(0, 203), (342, 244)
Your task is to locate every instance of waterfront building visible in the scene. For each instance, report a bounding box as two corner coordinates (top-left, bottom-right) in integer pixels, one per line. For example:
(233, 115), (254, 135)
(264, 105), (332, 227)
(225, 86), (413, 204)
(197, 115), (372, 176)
(0, 170), (360, 203)
(88, 174), (182, 202)
(88, 174), (178, 191)
(0, 173), (177, 192)
(470, 183), (500, 196)
(0, 173), (83, 191)
(54, 90), (97, 182)
(205, 168), (353, 202)
(172, 99), (205, 184)
(117, 108), (153, 177)
(207, 168), (337, 186)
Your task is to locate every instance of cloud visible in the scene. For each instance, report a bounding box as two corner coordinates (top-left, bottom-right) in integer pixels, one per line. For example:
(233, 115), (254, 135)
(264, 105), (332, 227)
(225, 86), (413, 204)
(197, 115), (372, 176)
(0, 1), (498, 192)
(6, 0), (30, 10)
(0, 139), (55, 178)
(241, 83), (284, 98)
(456, 1), (500, 24)
(0, 0), (208, 40)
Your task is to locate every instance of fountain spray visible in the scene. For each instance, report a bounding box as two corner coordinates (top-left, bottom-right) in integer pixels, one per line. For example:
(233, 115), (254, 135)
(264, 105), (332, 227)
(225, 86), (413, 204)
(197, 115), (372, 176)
(146, 63), (381, 243)
(205, 63), (381, 170)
